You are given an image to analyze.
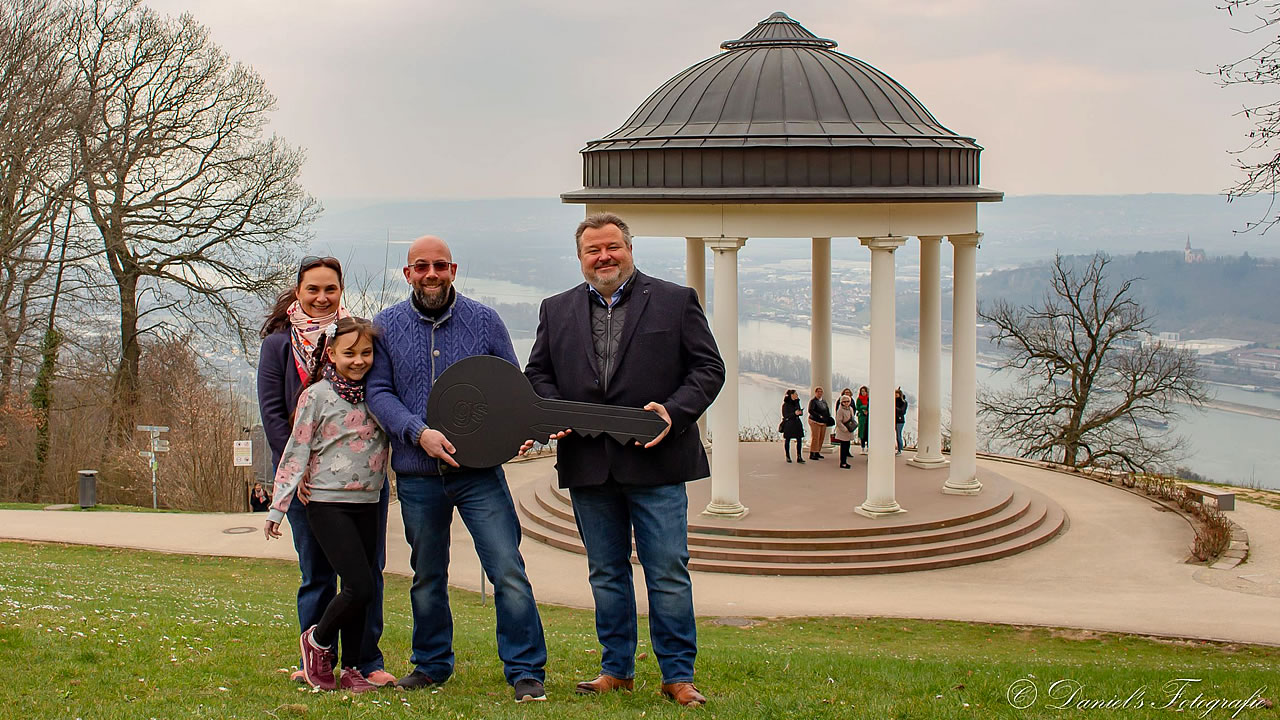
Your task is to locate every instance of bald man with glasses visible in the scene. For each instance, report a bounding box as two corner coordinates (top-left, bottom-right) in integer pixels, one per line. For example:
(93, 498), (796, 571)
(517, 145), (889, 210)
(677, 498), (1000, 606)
(366, 236), (549, 703)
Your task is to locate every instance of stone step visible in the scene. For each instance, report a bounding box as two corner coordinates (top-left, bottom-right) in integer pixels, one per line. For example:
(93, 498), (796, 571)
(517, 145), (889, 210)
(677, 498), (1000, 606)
(517, 483), (1067, 574)
(541, 482), (1019, 538)
(685, 500), (1051, 564)
(531, 481), (1036, 551)
(686, 502), (1067, 575)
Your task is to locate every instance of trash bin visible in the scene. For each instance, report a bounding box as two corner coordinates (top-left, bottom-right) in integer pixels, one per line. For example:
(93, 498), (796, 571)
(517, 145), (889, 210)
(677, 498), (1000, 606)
(77, 469), (97, 508)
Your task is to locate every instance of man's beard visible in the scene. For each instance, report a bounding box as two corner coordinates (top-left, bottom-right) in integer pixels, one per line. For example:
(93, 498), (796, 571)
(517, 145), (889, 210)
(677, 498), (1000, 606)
(414, 282), (452, 310)
(585, 263), (633, 294)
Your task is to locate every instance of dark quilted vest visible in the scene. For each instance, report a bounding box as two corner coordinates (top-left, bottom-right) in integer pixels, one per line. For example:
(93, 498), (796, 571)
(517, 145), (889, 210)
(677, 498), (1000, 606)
(590, 292), (629, 393)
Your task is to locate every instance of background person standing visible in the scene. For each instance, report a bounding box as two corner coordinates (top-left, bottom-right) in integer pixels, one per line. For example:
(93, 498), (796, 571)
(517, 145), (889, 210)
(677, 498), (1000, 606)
(780, 389), (805, 463)
(807, 387), (832, 460)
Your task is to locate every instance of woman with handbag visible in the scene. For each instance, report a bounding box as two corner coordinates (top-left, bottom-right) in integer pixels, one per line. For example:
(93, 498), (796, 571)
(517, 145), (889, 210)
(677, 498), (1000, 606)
(833, 394), (856, 469)
(779, 389), (805, 463)
(807, 386), (833, 461)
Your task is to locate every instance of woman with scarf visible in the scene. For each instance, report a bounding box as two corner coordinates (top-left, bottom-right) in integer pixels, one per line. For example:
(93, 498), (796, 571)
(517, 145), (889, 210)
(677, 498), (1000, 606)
(257, 256), (394, 687)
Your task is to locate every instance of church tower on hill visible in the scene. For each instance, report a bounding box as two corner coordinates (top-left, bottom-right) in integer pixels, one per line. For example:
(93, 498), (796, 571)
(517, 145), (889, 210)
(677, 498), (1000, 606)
(1184, 236), (1206, 264)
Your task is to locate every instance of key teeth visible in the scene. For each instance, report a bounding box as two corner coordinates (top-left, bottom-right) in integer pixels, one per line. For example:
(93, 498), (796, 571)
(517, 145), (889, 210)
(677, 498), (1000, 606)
(573, 429), (650, 444)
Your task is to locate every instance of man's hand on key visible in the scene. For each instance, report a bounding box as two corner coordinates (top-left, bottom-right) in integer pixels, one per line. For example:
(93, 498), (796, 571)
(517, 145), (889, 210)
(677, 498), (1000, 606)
(639, 403), (671, 449)
(420, 427), (460, 468)
(519, 429), (571, 456)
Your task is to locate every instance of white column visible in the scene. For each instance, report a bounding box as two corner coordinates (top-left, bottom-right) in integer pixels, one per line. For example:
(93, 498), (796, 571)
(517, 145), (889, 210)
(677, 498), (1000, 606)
(945, 233), (983, 495)
(856, 236), (907, 518)
(704, 238), (748, 518)
(909, 235), (948, 470)
(810, 237), (832, 401)
(686, 237), (708, 440)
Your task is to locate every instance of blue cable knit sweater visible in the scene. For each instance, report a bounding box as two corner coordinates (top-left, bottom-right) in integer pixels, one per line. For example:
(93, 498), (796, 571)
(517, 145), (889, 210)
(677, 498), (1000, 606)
(366, 293), (518, 476)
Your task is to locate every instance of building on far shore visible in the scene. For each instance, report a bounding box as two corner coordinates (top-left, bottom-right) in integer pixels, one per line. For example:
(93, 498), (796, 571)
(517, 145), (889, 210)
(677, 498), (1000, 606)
(1184, 237), (1206, 264)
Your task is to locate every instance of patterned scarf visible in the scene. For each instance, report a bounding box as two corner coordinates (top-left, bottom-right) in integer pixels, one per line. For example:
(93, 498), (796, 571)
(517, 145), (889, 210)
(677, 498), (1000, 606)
(287, 301), (348, 382)
(324, 363), (365, 405)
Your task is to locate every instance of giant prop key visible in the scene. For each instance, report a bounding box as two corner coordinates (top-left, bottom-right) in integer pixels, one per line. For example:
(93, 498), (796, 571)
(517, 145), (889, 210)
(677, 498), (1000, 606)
(426, 355), (670, 468)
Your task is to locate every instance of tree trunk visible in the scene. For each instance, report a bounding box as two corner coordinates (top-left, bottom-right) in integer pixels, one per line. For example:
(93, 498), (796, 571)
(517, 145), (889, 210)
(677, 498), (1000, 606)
(108, 270), (140, 445)
(28, 326), (60, 502)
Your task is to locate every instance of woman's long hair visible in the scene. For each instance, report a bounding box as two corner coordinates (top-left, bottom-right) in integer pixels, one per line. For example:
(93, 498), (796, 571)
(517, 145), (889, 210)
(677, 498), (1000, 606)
(260, 256), (345, 338)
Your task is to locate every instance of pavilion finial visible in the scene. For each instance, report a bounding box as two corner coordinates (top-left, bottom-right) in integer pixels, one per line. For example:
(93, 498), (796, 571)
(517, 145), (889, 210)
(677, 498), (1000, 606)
(720, 11), (838, 50)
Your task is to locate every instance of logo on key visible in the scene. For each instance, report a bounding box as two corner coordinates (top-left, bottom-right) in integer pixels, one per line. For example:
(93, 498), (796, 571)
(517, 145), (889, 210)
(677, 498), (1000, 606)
(441, 384), (488, 435)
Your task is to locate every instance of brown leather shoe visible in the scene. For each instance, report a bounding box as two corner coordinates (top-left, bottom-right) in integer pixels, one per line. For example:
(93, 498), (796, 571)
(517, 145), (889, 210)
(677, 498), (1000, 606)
(575, 674), (634, 695)
(661, 682), (707, 706)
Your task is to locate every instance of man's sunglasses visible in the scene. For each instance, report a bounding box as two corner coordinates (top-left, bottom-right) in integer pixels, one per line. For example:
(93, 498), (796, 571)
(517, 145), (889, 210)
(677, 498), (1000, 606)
(406, 260), (455, 273)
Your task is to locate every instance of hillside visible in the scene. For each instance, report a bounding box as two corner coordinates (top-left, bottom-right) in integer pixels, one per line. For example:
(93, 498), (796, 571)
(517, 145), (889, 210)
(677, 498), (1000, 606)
(978, 252), (1280, 343)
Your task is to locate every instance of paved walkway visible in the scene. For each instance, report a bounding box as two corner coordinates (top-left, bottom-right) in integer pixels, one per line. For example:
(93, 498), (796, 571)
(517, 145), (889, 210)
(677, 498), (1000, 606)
(3, 456), (1278, 646)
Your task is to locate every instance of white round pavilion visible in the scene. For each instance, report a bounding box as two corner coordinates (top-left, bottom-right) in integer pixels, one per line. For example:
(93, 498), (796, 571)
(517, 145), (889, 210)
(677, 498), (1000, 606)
(562, 12), (1003, 520)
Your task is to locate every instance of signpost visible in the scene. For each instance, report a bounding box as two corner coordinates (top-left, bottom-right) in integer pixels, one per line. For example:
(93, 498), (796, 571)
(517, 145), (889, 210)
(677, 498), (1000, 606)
(136, 425), (169, 509)
(233, 440), (252, 467)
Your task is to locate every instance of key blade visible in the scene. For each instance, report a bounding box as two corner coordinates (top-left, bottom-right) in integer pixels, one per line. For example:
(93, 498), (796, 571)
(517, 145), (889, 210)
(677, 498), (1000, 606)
(534, 400), (669, 444)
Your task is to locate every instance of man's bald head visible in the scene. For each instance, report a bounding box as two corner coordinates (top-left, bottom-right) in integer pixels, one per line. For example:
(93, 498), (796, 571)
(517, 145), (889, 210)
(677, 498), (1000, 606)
(402, 235), (457, 310)
(407, 235), (452, 264)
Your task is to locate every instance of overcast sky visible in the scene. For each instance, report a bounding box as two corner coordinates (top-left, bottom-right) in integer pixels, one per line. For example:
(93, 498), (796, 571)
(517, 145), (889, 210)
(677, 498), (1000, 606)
(145, 0), (1268, 203)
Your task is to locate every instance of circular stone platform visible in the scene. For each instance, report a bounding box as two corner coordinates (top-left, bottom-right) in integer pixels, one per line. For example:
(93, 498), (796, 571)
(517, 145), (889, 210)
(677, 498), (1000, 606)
(516, 442), (1067, 575)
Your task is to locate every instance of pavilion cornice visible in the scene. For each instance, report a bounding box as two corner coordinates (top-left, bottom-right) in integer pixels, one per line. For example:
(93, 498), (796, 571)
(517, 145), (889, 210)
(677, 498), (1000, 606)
(561, 186), (1005, 204)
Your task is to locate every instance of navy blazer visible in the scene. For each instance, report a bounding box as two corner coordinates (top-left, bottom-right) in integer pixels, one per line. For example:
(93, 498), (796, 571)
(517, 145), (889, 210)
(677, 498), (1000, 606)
(257, 330), (303, 470)
(525, 271), (725, 488)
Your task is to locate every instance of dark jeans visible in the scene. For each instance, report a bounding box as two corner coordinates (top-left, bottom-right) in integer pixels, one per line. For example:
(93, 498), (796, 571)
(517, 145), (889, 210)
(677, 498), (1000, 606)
(396, 467), (546, 686)
(896, 422), (905, 452)
(286, 481), (388, 673)
(307, 500), (381, 669)
(839, 440), (852, 465)
(570, 480), (696, 684)
(783, 437), (802, 460)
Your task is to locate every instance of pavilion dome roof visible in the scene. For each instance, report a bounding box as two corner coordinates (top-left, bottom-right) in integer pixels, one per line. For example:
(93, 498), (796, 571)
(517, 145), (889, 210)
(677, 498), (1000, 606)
(586, 12), (978, 153)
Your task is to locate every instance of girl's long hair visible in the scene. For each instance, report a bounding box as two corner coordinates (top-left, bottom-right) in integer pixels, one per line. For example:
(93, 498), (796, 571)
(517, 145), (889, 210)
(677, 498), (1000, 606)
(304, 316), (379, 391)
(260, 256), (345, 339)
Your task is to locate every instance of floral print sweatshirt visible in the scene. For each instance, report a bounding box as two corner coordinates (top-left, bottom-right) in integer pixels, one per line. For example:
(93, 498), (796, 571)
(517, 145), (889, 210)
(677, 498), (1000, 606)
(267, 380), (389, 525)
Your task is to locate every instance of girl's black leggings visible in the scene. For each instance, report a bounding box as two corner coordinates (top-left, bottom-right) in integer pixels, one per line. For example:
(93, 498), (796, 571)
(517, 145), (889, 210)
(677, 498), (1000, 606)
(784, 437), (802, 460)
(306, 500), (381, 669)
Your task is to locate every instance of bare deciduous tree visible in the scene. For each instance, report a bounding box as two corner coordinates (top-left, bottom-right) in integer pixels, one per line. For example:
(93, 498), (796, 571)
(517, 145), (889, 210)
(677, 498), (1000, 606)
(1215, 0), (1280, 232)
(979, 253), (1208, 472)
(68, 0), (318, 441)
(0, 0), (81, 401)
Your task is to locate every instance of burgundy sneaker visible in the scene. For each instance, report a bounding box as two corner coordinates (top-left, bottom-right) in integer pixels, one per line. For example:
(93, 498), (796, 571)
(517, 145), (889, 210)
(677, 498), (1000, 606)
(340, 668), (379, 694)
(299, 626), (337, 690)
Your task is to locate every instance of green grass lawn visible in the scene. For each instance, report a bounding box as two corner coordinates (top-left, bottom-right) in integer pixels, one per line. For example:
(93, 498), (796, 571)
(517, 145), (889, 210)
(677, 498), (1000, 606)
(0, 542), (1275, 719)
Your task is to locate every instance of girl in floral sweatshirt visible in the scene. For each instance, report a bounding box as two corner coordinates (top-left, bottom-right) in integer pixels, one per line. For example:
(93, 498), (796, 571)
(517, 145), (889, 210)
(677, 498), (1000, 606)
(265, 317), (389, 694)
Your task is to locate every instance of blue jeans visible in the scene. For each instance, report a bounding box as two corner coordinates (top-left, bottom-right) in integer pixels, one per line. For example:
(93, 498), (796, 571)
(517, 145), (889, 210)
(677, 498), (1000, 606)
(896, 422), (905, 452)
(397, 467), (546, 685)
(570, 480), (696, 684)
(287, 481), (388, 674)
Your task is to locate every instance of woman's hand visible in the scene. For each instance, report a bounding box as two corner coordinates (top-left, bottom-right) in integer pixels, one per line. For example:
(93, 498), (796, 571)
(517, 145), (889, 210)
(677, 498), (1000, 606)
(265, 520), (281, 540)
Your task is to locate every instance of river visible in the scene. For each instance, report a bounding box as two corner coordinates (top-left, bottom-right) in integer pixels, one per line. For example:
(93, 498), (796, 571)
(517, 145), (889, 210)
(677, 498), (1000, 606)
(459, 277), (1280, 490)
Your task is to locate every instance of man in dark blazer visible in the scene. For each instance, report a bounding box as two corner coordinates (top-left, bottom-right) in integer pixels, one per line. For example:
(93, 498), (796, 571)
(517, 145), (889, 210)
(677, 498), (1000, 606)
(524, 212), (724, 707)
